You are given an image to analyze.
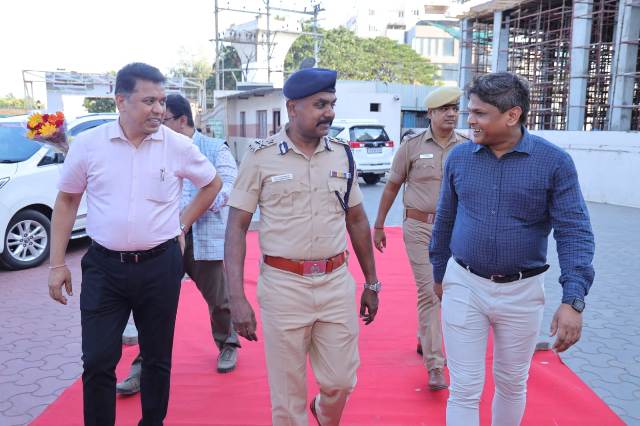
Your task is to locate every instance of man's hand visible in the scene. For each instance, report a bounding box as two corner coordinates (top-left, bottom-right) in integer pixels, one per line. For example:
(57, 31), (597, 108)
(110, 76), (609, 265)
(231, 296), (258, 341)
(550, 303), (583, 352)
(434, 282), (443, 301)
(48, 266), (73, 305)
(373, 228), (386, 253)
(360, 289), (379, 325)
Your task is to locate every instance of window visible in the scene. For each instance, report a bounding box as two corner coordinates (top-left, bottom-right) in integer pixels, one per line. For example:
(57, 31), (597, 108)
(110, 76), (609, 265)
(370, 103), (380, 112)
(240, 111), (246, 137)
(272, 110), (281, 135)
(369, 9), (375, 15)
(256, 110), (267, 138)
(38, 148), (65, 166)
(412, 9), (419, 15)
(68, 119), (112, 136)
(349, 126), (389, 142)
(369, 25), (377, 31)
(398, 10), (404, 17)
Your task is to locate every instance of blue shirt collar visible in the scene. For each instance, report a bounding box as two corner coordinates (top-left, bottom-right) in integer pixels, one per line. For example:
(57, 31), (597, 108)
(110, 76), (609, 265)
(473, 126), (531, 155)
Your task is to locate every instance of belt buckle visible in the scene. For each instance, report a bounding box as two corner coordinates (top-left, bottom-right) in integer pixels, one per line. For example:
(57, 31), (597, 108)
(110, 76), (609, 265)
(120, 252), (140, 263)
(302, 260), (326, 277)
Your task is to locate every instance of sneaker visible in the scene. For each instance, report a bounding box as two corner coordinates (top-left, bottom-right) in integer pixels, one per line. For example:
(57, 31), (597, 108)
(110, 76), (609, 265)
(217, 345), (238, 373)
(116, 361), (141, 395)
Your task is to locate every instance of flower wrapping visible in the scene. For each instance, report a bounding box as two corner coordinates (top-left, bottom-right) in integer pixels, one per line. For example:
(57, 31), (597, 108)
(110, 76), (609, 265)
(26, 112), (70, 154)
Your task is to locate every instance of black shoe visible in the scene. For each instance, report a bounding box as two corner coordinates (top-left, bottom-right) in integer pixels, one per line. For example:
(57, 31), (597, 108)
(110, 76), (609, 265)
(417, 341), (423, 356)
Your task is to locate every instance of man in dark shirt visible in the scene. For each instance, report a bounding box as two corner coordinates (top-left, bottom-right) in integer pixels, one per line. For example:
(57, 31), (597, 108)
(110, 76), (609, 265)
(429, 72), (594, 426)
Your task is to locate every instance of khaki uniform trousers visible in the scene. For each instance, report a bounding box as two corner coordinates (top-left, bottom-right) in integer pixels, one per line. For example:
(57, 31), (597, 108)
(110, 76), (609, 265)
(403, 217), (445, 371)
(257, 262), (360, 426)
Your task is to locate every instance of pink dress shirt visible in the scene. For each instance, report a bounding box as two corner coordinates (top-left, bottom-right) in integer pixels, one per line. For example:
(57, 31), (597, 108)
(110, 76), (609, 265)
(58, 120), (216, 251)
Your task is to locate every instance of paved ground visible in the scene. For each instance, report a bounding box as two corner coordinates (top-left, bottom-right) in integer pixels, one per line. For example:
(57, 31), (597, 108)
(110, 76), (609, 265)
(1, 181), (639, 425)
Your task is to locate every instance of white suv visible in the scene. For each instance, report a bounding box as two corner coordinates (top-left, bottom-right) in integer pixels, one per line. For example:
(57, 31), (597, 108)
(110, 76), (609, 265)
(0, 113), (117, 270)
(329, 119), (395, 185)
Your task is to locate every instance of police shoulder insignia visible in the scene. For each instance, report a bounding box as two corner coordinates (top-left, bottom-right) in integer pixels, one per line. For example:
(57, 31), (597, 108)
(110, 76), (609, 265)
(248, 138), (276, 152)
(328, 136), (348, 145)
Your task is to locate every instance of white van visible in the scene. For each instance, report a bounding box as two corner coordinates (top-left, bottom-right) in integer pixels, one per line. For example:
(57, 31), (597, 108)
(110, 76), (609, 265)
(0, 113), (117, 270)
(329, 119), (394, 185)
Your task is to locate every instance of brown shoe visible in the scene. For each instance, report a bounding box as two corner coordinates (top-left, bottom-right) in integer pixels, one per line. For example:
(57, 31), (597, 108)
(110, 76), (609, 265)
(428, 368), (448, 391)
(310, 395), (320, 425)
(416, 340), (423, 356)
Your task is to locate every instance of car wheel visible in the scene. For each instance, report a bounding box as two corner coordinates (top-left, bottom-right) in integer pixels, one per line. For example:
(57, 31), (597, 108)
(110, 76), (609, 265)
(1, 210), (51, 270)
(362, 173), (381, 185)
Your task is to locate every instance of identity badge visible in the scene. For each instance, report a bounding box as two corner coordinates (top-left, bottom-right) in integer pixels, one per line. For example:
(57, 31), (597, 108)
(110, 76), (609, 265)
(420, 153), (434, 159)
(271, 173), (293, 182)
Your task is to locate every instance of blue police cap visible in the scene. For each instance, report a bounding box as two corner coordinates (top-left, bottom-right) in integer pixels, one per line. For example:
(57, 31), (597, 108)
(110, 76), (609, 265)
(283, 68), (337, 100)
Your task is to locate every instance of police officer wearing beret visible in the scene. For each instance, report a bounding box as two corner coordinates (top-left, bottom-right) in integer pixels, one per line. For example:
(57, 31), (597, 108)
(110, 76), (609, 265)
(225, 68), (381, 425)
(373, 86), (468, 391)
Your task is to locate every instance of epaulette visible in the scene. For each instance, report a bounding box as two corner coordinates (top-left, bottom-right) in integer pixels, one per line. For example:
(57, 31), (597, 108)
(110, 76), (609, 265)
(455, 130), (472, 141)
(248, 138), (277, 153)
(328, 136), (349, 146)
(403, 129), (428, 144)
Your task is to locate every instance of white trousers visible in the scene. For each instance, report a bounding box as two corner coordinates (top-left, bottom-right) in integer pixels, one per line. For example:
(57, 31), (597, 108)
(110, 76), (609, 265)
(442, 258), (545, 426)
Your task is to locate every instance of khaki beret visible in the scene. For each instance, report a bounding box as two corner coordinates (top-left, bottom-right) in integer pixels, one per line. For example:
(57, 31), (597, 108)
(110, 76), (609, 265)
(425, 86), (463, 109)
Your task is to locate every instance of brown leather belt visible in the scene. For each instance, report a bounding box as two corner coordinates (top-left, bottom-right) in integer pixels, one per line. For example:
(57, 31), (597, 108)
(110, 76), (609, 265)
(263, 251), (348, 277)
(405, 208), (436, 224)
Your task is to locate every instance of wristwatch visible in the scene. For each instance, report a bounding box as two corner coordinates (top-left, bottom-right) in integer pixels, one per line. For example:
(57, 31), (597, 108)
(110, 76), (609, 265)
(364, 281), (382, 293)
(565, 298), (585, 313)
(180, 223), (188, 235)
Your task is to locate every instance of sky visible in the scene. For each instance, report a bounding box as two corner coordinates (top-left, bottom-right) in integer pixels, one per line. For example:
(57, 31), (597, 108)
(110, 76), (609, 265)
(1, 0), (352, 98)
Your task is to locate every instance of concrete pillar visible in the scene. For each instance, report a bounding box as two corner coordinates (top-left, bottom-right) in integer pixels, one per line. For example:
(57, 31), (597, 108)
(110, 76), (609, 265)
(491, 11), (509, 72)
(609, 1), (640, 130)
(567, 1), (593, 131)
(458, 18), (473, 127)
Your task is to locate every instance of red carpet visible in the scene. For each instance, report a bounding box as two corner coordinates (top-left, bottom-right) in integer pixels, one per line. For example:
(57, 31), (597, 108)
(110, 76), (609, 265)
(32, 228), (622, 425)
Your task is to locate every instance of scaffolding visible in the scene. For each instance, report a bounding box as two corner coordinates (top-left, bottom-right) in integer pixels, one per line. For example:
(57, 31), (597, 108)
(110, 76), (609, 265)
(583, 0), (618, 130)
(460, 17), (493, 78)
(505, 0), (573, 130)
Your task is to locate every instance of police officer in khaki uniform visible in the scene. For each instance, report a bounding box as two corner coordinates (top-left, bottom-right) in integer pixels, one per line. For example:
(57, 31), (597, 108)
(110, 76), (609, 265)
(373, 86), (468, 391)
(225, 68), (380, 426)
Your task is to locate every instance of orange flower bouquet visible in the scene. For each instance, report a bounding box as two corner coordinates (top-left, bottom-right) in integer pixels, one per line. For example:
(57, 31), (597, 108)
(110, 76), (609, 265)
(26, 112), (70, 154)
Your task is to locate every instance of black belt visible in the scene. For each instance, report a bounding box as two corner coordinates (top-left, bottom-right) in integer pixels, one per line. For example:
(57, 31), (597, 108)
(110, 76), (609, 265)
(455, 258), (549, 283)
(91, 238), (178, 264)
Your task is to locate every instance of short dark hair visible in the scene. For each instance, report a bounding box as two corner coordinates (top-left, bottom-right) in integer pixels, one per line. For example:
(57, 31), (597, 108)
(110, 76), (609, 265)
(115, 63), (165, 96)
(467, 72), (530, 125)
(166, 94), (194, 128)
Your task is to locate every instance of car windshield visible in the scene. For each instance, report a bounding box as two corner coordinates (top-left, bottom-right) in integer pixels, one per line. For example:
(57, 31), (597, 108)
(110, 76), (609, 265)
(328, 126), (344, 138)
(0, 123), (41, 163)
(350, 126), (389, 142)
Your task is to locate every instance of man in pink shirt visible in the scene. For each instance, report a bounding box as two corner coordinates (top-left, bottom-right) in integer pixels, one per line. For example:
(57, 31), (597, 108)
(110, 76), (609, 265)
(47, 62), (221, 426)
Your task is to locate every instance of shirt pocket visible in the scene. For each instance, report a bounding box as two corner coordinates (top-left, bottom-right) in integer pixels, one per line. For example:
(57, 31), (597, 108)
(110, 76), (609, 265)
(412, 159), (439, 182)
(144, 167), (181, 203)
(261, 179), (302, 216)
(327, 178), (348, 213)
(509, 185), (549, 222)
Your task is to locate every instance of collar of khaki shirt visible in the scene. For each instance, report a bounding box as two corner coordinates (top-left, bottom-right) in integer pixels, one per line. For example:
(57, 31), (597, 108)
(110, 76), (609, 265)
(420, 126), (459, 150)
(274, 125), (333, 158)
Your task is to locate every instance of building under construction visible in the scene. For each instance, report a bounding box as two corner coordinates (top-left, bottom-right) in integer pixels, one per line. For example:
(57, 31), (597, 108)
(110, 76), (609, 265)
(453, 0), (640, 131)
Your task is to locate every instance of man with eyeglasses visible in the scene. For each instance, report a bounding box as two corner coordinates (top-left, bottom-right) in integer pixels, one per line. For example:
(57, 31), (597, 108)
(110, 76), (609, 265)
(116, 93), (240, 396)
(373, 86), (468, 391)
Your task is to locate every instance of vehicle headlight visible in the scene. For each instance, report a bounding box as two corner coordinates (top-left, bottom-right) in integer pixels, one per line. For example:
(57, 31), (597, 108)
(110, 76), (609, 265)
(0, 177), (9, 190)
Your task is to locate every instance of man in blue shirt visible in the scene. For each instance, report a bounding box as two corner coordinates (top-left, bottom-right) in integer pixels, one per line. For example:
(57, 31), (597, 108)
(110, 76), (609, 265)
(430, 72), (594, 426)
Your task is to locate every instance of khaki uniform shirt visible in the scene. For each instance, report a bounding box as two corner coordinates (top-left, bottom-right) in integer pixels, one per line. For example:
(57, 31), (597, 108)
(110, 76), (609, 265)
(228, 127), (363, 260)
(388, 127), (470, 213)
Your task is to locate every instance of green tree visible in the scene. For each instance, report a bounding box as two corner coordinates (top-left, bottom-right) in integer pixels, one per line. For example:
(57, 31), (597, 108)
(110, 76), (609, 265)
(0, 93), (27, 109)
(83, 97), (116, 113)
(285, 27), (440, 85)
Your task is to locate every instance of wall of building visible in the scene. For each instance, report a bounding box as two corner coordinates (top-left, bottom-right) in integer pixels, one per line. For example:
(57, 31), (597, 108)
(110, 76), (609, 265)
(335, 82), (402, 143)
